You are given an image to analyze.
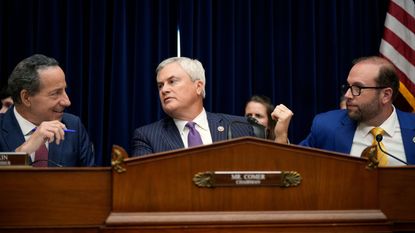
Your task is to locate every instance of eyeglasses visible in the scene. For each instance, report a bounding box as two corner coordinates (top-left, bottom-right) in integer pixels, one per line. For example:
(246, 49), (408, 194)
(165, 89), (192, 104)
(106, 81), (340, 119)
(341, 84), (387, 96)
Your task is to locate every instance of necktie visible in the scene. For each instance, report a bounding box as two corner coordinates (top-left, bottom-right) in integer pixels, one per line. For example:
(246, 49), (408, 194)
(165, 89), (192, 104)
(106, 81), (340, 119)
(370, 127), (388, 166)
(34, 143), (48, 167)
(186, 122), (203, 147)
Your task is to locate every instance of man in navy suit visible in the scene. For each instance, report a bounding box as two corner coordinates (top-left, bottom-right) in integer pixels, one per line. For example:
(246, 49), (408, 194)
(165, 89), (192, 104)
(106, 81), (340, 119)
(273, 56), (415, 166)
(0, 54), (94, 167)
(132, 57), (293, 156)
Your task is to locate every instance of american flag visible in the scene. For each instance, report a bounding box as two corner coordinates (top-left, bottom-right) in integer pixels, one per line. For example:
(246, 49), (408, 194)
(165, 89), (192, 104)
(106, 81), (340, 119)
(379, 0), (415, 112)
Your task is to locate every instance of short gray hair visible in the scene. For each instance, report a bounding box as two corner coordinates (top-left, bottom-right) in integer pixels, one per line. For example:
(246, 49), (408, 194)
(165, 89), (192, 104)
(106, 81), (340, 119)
(8, 54), (59, 105)
(156, 57), (206, 98)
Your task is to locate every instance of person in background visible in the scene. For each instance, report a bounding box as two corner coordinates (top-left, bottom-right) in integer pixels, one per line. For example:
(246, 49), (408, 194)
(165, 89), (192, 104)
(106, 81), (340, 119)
(273, 56), (415, 166)
(0, 86), (13, 113)
(131, 57), (294, 156)
(339, 95), (347, 109)
(0, 54), (95, 166)
(245, 95), (277, 140)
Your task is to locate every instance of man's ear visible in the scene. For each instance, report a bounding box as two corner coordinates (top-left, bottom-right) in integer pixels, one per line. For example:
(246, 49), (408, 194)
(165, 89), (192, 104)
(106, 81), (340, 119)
(382, 87), (393, 104)
(196, 80), (204, 96)
(20, 89), (31, 107)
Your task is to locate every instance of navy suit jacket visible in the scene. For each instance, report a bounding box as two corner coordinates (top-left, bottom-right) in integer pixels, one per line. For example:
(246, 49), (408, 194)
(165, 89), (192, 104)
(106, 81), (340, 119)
(0, 107), (95, 167)
(299, 109), (415, 164)
(131, 112), (255, 156)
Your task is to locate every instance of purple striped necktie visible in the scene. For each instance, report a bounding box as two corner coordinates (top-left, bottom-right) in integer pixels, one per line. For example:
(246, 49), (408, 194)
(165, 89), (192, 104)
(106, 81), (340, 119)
(186, 122), (203, 147)
(34, 143), (48, 167)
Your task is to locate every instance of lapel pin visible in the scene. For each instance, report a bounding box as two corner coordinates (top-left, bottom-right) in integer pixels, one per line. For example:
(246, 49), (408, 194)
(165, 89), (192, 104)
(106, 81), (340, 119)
(217, 126), (224, 132)
(413, 137), (415, 143)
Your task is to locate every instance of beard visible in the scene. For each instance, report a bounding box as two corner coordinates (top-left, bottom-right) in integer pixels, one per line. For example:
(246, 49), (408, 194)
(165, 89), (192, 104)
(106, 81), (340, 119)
(347, 96), (382, 123)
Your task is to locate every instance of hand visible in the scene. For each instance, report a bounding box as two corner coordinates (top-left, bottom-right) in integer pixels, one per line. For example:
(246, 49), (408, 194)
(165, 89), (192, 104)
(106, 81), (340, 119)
(15, 121), (67, 154)
(271, 104), (294, 144)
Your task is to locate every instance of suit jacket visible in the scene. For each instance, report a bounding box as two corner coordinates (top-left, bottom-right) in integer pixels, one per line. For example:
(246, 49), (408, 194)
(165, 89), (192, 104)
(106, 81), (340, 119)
(131, 112), (255, 156)
(0, 107), (95, 167)
(299, 109), (415, 164)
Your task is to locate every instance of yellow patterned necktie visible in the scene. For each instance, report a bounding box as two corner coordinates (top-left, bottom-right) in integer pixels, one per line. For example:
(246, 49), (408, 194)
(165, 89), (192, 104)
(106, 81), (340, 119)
(370, 127), (388, 166)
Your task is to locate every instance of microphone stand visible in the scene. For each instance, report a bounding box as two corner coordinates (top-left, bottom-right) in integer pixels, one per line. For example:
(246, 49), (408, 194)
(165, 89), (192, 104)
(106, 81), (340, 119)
(375, 134), (408, 165)
(227, 117), (267, 140)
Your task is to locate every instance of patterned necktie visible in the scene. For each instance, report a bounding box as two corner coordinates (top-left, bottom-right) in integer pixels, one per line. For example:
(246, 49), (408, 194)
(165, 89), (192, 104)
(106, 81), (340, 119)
(370, 127), (388, 166)
(34, 143), (48, 167)
(186, 122), (203, 147)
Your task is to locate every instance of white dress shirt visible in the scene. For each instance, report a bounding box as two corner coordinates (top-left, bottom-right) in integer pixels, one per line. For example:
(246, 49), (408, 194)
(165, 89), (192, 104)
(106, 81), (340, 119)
(174, 108), (213, 148)
(350, 106), (406, 166)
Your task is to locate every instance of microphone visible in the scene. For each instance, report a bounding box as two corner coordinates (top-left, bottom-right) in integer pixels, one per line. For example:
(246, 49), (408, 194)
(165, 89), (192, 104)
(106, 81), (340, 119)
(30, 159), (63, 167)
(247, 116), (268, 139)
(375, 134), (408, 165)
(227, 116), (267, 139)
(247, 116), (260, 125)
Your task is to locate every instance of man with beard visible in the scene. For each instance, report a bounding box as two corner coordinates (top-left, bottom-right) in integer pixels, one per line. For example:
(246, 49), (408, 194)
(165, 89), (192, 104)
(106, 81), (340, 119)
(273, 56), (415, 166)
(0, 54), (94, 167)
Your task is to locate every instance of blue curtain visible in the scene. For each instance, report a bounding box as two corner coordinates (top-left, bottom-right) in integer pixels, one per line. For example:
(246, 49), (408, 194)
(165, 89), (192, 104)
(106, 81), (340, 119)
(0, 0), (388, 165)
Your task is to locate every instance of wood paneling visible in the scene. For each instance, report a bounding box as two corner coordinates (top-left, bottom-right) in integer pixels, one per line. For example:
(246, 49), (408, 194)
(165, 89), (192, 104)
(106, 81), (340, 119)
(0, 168), (112, 227)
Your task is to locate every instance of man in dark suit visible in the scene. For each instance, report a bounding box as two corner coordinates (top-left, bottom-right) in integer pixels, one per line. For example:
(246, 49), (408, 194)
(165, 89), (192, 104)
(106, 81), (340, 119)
(0, 54), (94, 167)
(132, 57), (258, 156)
(273, 56), (415, 165)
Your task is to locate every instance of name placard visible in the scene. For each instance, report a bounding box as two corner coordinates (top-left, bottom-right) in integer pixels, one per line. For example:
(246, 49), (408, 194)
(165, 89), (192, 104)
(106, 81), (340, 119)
(0, 152), (30, 166)
(193, 171), (301, 188)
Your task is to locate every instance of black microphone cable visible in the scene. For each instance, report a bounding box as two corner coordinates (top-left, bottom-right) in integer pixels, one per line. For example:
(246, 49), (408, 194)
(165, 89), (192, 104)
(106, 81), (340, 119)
(375, 134), (408, 165)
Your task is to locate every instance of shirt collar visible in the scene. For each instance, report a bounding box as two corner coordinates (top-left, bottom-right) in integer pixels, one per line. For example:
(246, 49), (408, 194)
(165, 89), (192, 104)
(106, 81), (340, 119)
(13, 107), (37, 136)
(357, 105), (398, 137)
(174, 108), (209, 132)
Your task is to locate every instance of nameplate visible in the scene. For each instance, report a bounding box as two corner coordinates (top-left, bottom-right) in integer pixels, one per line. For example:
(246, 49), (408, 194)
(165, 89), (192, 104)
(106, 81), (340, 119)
(193, 171), (302, 188)
(0, 152), (30, 166)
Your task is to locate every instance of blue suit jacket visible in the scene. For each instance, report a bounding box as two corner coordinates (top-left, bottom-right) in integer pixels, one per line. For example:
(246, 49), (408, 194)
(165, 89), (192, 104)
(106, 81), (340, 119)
(131, 112), (255, 156)
(299, 109), (415, 165)
(0, 107), (95, 167)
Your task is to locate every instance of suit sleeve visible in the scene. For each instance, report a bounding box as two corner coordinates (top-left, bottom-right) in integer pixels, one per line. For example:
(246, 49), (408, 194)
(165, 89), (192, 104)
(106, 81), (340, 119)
(76, 119), (95, 166)
(131, 128), (154, 156)
(299, 115), (319, 148)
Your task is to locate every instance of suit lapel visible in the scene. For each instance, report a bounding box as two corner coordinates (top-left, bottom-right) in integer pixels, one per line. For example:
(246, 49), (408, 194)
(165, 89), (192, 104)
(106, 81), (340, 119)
(2, 108), (26, 151)
(334, 114), (357, 154)
(397, 110), (415, 164)
(207, 112), (227, 142)
(162, 118), (184, 149)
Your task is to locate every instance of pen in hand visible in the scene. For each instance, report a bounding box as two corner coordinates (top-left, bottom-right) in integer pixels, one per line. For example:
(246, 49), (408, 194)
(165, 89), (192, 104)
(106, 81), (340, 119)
(30, 128), (77, 133)
(63, 129), (76, 133)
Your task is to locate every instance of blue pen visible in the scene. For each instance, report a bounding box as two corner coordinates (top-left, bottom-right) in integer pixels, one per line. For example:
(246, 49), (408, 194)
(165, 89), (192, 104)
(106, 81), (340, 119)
(31, 128), (77, 133)
(63, 129), (77, 133)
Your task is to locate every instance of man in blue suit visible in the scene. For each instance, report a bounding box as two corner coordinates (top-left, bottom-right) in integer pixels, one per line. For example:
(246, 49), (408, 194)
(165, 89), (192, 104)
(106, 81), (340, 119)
(0, 54), (94, 167)
(274, 56), (415, 166)
(132, 57), (292, 156)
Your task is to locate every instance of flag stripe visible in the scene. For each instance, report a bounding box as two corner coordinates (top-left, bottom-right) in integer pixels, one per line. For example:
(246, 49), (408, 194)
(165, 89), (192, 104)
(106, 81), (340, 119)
(380, 0), (415, 111)
(388, 0), (415, 33)
(380, 40), (415, 89)
(398, 80), (415, 109)
(382, 28), (415, 67)
(391, 0), (415, 19)
(383, 12), (415, 50)
(396, 70), (415, 97)
(380, 49), (415, 98)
